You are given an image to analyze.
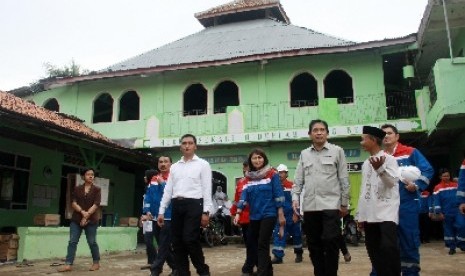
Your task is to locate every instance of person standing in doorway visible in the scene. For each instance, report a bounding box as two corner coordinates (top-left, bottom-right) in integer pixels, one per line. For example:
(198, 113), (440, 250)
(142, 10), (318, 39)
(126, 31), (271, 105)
(58, 168), (101, 272)
(291, 119), (350, 276)
(419, 190), (432, 244)
(157, 134), (212, 276)
(271, 164), (303, 264)
(381, 124), (434, 275)
(357, 126), (401, 276)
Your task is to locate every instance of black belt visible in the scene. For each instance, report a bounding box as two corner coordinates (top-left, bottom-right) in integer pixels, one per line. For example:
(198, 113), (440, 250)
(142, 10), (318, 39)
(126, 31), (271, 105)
(173, 197), (200, 201)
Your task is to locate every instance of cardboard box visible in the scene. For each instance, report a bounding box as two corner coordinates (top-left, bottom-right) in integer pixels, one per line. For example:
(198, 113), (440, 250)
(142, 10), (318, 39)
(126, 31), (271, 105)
(119, 217), (139, 227)
(8, 239), (18, 249)
(0, 234), (11, 242)
(0, 242), (8, 261)
(33, 214), (61, 226)
(7, 248), (17, 261)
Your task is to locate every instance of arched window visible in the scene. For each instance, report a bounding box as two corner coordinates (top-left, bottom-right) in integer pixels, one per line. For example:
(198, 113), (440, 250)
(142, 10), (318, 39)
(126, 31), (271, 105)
(119, 90), (140, 121)
(324, 70), (354, 104)
(93, 93), (113, 123)
(183, 83), (207, 116)
(214, 81), (239, 114)
(43, 98), (59, 112)
(290, 73), (318, 107)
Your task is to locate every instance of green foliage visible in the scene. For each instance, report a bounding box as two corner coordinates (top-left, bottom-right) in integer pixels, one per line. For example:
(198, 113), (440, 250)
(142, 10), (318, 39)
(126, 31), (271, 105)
(43, 59), (89, 78)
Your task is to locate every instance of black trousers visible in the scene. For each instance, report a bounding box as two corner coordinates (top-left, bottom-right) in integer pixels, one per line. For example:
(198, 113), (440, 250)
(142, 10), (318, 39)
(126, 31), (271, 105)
(151, 221), (176, 272)
(250, 217), (276, 276)
(241, 223), (258, 273)
(171, 198), (209, 276)
(364, 221), (401, 276)
(303, 210), (340, 276)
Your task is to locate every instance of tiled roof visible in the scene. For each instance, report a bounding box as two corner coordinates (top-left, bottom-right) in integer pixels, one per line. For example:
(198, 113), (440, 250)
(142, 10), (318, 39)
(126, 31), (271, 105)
(195, 0), (286, 20)
(106, 18), (353, 72)
(0, 91), (114, 145)
(196, 0), (279, 17)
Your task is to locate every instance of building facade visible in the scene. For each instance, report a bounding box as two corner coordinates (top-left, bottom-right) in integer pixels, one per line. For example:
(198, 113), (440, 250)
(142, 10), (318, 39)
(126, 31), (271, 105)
(16, 0), (465, 211)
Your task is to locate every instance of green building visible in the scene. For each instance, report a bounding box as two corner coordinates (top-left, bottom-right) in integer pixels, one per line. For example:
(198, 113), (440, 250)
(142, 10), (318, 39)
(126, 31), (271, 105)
(13, 0), (465, 214)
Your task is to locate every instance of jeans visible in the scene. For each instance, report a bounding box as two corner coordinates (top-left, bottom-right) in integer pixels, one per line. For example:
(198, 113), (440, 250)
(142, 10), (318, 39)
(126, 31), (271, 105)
(65, 220), (100, 265)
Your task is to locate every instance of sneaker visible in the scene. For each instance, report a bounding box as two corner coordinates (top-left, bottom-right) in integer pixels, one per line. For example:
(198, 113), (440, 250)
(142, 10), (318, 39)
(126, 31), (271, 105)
(271, 257), (283, 264)
(295, 254), (303, 263)
(449, 248), (456, 255)
(344, 253), (352, 262)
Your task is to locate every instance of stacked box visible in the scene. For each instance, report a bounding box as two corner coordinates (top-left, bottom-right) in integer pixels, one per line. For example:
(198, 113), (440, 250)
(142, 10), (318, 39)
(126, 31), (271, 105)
(33, 214), (61, 226)
(119, 217), (139, 227)
(0, 234), (19, 261)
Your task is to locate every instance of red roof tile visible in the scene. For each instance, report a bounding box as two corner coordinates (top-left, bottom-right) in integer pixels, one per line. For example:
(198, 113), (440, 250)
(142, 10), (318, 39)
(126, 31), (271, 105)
(195, 0), (281, 19)
(0, 91), (115, 144)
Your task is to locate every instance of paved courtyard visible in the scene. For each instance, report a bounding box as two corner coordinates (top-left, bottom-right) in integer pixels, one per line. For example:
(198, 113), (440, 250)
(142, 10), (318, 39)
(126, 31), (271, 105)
(0, 241), (464, 275)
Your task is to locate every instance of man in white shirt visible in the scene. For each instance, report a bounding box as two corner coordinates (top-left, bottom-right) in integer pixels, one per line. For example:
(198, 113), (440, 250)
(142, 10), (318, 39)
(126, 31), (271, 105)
(357, 126), (400, 276)
(158, 134), (212, 276)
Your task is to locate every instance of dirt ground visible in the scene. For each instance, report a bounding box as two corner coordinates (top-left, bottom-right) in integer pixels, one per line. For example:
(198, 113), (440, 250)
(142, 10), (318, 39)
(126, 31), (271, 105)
(0, 240), (464, 276)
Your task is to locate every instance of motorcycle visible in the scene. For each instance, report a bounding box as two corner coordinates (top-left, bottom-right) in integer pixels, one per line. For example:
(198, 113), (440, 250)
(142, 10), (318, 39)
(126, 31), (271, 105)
(342, 209), (362, 246)
(202, 206), (228, 247)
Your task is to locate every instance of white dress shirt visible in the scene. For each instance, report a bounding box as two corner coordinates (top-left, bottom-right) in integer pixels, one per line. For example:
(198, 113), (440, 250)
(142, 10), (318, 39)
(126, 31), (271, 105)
(159, 154), (213, 214)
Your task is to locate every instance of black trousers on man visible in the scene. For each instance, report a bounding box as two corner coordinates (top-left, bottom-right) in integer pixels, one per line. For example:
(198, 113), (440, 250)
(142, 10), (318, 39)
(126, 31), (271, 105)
(364, 221), (401, 276)
(171, 198), (209, 276)
(303, 210), (340, 276)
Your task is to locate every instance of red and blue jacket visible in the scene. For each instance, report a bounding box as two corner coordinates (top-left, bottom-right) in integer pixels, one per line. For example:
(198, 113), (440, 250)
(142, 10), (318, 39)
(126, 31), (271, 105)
(392, 143), (434, 204)
(456, 159), (465, 206)
(281, 178), (294, 216)
(237, 170), (284, 220)
(143, 173), (172, 219)
(432, 181), (458, 216)
(230, 177), (251, 225)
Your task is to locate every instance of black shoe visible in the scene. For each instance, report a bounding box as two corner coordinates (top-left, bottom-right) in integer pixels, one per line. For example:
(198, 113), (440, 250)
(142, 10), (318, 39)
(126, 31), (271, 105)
(449, 248), (456, 255)
(271, 257), (283, 264)
(141, 264), (151, 270)
(295, 254), (303, 263)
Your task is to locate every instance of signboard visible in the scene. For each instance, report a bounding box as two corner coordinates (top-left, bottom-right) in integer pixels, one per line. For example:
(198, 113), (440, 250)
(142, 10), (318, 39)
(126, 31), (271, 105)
(147, 120), (421, 148)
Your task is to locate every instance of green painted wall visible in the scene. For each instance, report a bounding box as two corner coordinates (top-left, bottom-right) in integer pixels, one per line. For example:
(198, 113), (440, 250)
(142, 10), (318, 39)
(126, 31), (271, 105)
(426, 57), (465, 131)
(29, 50), (393, 143)
(0, 136), (138, 229)
(17, 226), (138, 261)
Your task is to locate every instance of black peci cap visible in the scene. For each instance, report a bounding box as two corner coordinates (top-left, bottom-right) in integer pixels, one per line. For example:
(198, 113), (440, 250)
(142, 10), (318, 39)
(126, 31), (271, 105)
(363, 126), (386, 139)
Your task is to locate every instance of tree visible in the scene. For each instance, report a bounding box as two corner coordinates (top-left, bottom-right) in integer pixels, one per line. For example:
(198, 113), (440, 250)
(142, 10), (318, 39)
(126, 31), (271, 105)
(43, 59), (89, 78)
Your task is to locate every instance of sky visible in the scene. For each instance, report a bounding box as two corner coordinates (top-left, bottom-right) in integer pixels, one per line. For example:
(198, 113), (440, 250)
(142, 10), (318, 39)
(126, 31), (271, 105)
(0, 0), (428, 91)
